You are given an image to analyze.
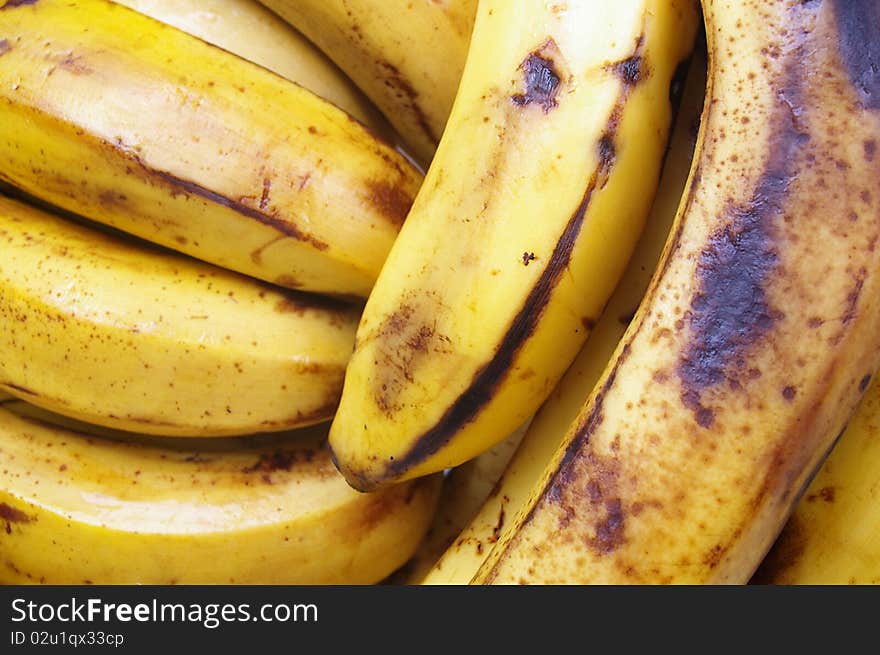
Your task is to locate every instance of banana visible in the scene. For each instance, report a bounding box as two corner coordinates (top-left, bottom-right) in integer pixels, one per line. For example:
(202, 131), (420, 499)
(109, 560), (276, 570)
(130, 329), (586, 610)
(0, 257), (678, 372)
(113, 0), (392, 136)
(473, 0), (880, 585)
(420, 47), (706, 585)
(259, 0), (477, 166)
(751, 373), (880, 585)
(391, 420), (529, 585)
(0, 399), (442, 584)
(0, 0), (421, 299)
(0, 195), (360, 437)
(329, 0), (700, 491)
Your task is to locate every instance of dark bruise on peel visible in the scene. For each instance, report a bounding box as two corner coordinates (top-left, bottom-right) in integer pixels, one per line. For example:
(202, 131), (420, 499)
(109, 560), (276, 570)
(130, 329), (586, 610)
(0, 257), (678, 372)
(0, 39), (9, 56)
(829, 0), (880, 110)
(511, 43), (562, 112)
(677, 60), (808, 429)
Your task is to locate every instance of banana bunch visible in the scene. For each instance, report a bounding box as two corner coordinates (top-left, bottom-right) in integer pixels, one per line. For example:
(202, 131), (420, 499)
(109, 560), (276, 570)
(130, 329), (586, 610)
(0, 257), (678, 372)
(1, 0), (878, 587)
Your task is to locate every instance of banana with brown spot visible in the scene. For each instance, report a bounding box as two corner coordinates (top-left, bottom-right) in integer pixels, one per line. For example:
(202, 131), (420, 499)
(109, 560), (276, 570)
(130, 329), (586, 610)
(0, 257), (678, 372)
(0, 195), (359, 436)
(0, 0), (422, 298)
(329, 0), (700, 491)
(113, 0), (393, 138)
(0, 399), (441, 584)
(259, 0), (477, 167)
(474, 0), (880, 584)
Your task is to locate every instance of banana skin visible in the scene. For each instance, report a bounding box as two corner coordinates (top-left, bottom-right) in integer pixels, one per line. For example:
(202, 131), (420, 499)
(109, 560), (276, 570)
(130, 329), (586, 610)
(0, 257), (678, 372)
(474, 0), (880, 585)
(0, 400), (442, 585)
(0, 0), (421, 298)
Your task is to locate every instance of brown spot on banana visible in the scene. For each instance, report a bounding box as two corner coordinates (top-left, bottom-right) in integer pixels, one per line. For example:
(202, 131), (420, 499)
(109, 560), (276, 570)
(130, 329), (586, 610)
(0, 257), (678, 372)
(510, 41), (563, 112)
(370, 299), (449, 419)
(0, 39), (9, 55)
(365, 179), (412, 227)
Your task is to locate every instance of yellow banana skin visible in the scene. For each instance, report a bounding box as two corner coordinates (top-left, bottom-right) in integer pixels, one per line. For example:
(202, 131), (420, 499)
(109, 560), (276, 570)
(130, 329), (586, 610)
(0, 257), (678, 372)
(113, 0), (392, 136)
(0, 0), (422, 299)
(329, 0), (700, 491)
(0, 195), (360, 437)
(420, 50), (706, 585)
(752, 374), (880, 585)
(474, 0), (880, 585)
(259, 0), (477, 166)
(0, 400), (442, 584)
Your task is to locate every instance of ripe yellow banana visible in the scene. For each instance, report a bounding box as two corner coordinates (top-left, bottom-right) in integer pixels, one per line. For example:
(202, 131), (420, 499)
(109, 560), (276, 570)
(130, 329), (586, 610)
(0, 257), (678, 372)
(473, 0), (880, 585)
(420, 47), (706, 585)
(0, 195), (359, 437)
(0, 0), (421, 299)
(259, 0), (477, 166)
(391, 421), (529, 584)
(0, 399), (441, 584)
(329, 0), (700, 491)
(751, 373), (880, 585)
(113, 0), (392, 136)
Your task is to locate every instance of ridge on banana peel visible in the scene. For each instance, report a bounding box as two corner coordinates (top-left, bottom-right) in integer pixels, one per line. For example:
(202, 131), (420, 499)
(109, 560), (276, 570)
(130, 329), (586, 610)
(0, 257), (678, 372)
(259, 0), (477, 167)
(752, 373), (880, 585)
(420, 45), (707, 585)
(329, 0), (700, 491)
(0, 399), (441, 585)
(0, 0), (421, 299)
(473, 0), (880, 585)
(113, 0), (393, 137)
(0, 195), (359, 437)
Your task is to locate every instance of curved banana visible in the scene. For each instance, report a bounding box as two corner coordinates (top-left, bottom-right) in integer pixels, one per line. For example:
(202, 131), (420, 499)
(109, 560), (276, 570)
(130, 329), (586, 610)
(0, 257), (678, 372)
(473, 0), (880, 584)
(751, 374), (880, 585)
(0, 399), (442, 585)
(259, 0), (477, 166)
(420, 49), (706, 584)
(329, 0), (700, 491)
(391, 421), (529, 584)
(0, 0), (422, 299)
(0, 195), (360, 437)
